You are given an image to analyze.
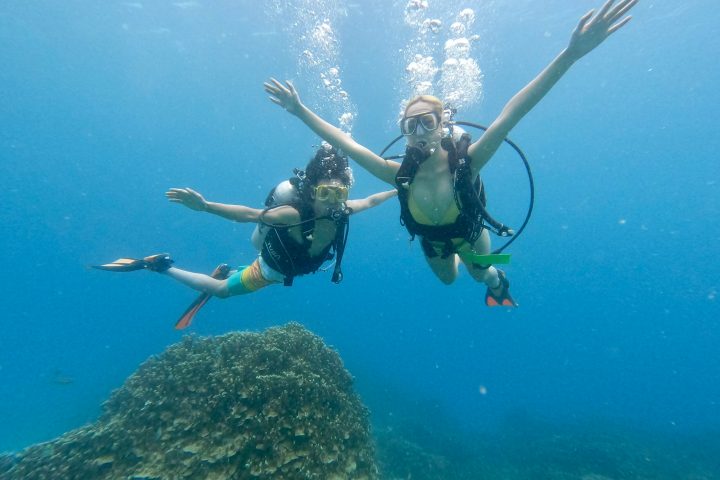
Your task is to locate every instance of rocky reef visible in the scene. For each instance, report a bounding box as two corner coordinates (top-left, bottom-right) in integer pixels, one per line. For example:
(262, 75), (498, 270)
(1, 323), (377, 480)
(373, 410), (720, 480)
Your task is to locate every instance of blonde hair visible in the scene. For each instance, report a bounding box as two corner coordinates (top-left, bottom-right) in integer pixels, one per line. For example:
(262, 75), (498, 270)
(403, 95), (444, 118)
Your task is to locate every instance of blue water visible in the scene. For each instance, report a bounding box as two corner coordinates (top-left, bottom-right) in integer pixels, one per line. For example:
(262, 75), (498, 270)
(1, 0), (718, 466)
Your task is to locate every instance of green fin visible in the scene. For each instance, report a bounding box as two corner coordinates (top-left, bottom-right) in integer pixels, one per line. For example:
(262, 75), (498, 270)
(459, 253), (512, 265)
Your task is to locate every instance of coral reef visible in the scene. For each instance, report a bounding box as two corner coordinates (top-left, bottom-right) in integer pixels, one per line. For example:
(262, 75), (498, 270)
(1, 323), (377, 480)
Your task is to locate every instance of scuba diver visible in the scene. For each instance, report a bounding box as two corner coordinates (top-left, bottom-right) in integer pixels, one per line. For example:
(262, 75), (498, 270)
(94, 145), (396, 328)
(265, 0), (637, 308)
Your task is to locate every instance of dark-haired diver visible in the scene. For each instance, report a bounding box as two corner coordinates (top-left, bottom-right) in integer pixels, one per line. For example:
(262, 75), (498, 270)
(95, 145), (396, 328)
(265, 0), (638, 308)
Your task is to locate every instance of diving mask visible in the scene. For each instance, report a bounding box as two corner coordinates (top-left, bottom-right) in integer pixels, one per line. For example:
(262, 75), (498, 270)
(314, 184), (349, 203)
(400, 112), (441, 136)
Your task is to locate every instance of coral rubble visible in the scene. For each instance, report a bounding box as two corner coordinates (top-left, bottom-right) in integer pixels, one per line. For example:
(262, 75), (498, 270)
(1, 323), (377, 480)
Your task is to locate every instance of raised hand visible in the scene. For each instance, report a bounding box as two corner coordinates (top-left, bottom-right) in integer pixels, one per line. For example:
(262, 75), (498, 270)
(264, 78), (302, 116)
(566, 0), (638, 60)
(165, 188), (207, 212)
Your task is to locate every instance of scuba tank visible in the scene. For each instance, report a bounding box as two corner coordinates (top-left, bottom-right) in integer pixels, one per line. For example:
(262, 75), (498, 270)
(251, 169), (350, 285)
(250, 179), (300, 251)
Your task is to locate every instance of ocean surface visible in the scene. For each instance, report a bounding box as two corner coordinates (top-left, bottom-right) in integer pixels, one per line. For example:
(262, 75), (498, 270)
(1, 0), (718, 476)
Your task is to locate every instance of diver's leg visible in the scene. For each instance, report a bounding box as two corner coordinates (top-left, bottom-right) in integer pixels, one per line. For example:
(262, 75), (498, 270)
(164, 259), (279, 298)
(463, 230), (517, 306)
(164, 267), (232, 297)
(223, 259), (279, 297)
(419, 237), (459, 284)
(425, 255), (459, 284)
(471, 265), (503, 293)
(424, 254), (460, 285)
(462, 229), (502, 290)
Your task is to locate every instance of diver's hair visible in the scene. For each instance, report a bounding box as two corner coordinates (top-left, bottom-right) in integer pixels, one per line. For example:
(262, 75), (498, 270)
(404, 95), (444, 118)
(298, 145), (353, 204)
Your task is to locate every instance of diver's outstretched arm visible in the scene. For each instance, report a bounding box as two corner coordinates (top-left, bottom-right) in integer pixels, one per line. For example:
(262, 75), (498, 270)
(265, 78), (400, 186)
(467, 0), (638, 174)
(346, 189), (398, 214)
(166, 187), (263, 223)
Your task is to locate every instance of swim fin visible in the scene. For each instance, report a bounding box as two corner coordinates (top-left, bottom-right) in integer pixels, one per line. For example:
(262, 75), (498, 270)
(485, 269), (518, 307)
(174, 263), (232, 330)
(93, 257), (149, 272)
(93, 253), (173, 273)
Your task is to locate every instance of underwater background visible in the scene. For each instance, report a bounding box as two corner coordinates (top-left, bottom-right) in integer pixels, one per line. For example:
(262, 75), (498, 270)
(1, 0), (718, 476)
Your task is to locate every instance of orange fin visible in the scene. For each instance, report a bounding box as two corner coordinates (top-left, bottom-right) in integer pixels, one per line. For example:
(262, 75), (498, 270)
(175, 294), (211, 330)
(485, 295), (500, 307)
(485, 269), (518, 308)
(174, 264), (232, 330)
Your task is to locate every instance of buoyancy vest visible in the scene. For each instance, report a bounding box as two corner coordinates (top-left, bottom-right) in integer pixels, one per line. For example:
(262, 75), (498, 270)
(395, 133), (508, 258)
(258, 177), (350, 286)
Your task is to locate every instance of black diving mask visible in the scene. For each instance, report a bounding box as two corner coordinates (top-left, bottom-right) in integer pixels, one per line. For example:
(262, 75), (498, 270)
(400, 112), (441, 136)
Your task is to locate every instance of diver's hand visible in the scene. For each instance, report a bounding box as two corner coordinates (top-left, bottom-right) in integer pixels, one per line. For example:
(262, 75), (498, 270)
(565, 0), (637, 61)
(165, 187), (208, 212)
(264, 78), (302, 115)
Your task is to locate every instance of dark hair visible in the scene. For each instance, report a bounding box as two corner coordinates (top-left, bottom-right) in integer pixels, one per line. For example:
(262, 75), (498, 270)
(306, 146), (352, 185)
(295, 145), (353, 204)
